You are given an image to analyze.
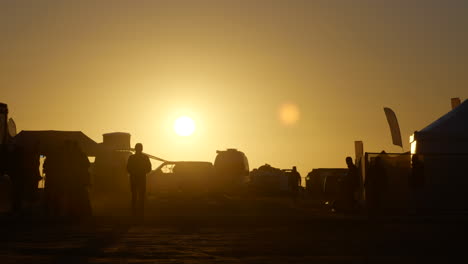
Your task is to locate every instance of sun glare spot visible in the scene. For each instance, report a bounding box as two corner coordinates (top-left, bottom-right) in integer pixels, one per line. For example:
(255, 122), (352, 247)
(174, 116), (195, 136)
(279, 103), (300, 126)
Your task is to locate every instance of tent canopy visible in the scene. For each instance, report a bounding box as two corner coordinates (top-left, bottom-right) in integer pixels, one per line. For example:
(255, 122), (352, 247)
(14, 130), (99, 156)
(413, 99), (468, 154)
(419, 99), (468, 137)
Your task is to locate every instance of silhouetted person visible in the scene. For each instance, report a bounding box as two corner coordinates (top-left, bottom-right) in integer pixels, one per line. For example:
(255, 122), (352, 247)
(43, 144), (67, 217)
(127, 143), (151, 218)
(289, 166), (301, 202)
(410, 154), (424, 190)
(335, 157), (359, 212)
(23, 142), (41, 203)
(7, 144), (26, 213)
(67, 141), (92, 219)
(365, 156), (387, 214)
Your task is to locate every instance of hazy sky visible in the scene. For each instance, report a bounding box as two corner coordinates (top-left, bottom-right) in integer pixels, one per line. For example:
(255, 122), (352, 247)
(2, 0), (467, 175)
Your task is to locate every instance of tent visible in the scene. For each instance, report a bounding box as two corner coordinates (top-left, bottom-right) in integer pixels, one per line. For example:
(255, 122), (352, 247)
(411, 99), (468, 154)
(14, 130), (99, 156)
(410, 99), (468, 210)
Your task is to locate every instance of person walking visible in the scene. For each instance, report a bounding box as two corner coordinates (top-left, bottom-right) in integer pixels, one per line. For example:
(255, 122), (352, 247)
(127, 143), (151, 218)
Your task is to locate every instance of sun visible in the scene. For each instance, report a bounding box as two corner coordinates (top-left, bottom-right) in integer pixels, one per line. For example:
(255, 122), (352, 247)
(174, 116), (195, 136)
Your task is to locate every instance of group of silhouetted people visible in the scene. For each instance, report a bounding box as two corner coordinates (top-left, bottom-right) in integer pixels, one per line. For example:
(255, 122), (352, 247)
(2, 138), (407, 219)
(3, 140), (149, 220)
(43, 140), (92, 219)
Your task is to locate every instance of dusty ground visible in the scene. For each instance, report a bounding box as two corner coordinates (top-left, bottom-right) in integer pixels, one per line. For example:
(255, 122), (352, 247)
(0, 195), (467, 263)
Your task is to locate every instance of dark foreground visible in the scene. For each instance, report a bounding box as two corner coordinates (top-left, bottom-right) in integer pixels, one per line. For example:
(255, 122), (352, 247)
(1, 195), (467, 263)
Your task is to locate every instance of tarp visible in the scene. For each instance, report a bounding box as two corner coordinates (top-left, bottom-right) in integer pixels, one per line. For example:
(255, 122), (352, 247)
(14, 130), (99, 156)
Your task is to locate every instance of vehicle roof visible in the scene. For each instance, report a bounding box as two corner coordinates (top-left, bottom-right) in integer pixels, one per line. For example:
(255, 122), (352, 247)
(163, 161), (213, 165)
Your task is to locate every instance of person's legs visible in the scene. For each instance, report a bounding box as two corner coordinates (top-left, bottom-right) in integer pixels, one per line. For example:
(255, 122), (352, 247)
(11, 179), (23, 213)
(137, 179), (146, 218)
(130, 178), (137, 216)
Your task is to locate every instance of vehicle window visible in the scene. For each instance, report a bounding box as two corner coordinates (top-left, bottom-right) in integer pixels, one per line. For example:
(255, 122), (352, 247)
(161, 164), (175, 174)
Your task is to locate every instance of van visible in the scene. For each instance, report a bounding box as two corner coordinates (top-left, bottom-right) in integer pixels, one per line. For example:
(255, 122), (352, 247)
(214, 149), (249, 191)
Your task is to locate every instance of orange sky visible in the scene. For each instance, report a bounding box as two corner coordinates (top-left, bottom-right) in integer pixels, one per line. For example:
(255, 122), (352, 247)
(1, 0), (467, 176)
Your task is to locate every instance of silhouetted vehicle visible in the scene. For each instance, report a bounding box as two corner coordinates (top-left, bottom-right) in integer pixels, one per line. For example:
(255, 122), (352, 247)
(305, 168), (347, 202)
(214, 149), (249, 192)
(250, 164), (289, 195)
(148, 161), (215, 196)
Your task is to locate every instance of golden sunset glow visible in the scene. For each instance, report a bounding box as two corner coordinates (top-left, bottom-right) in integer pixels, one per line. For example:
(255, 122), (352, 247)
(279, 103), (300, 126)
(174, 116), (195, 137)
(2, 1), (467, 172)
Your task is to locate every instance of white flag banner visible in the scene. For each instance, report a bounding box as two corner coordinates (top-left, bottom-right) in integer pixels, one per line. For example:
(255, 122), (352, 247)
(383, 107), (403, 148)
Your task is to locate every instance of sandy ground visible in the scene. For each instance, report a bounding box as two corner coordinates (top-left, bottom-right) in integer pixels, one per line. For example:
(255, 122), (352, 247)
(0, 194), (467, 263)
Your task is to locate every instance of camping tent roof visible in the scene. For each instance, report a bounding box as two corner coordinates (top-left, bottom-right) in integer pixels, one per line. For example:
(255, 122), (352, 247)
(419, 99), (468, 136)
(14, 130), (99, 156)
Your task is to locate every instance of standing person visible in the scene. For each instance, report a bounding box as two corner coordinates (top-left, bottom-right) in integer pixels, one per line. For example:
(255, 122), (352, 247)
(43, 143), (67, 218)
(335, 157), (359, 212)
(289, 166), (301, 202)
(23, 142), (41, 204)
(7, 144), (25, 214)
(127, 143), (151, 218)
(410, 154), (424, 190)
(365, 156), (387, 214)
(68, 141), (92, 219)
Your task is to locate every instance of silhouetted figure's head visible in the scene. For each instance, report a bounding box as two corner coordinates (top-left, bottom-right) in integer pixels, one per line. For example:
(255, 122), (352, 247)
(346, 156), (354, 167)
(135, 143), (143, 154)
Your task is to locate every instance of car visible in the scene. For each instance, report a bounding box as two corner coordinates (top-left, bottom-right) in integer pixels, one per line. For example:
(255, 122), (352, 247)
(148, 161), (216, 196)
